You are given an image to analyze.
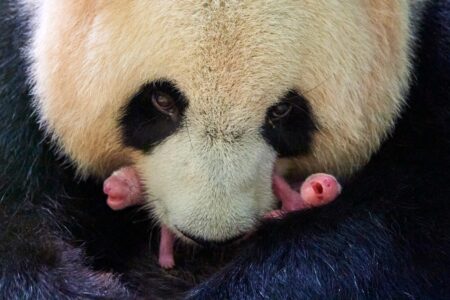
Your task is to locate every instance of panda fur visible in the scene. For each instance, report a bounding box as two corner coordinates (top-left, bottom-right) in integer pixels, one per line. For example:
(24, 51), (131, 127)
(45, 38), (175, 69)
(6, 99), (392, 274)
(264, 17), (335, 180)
(0, 0), (449, 299)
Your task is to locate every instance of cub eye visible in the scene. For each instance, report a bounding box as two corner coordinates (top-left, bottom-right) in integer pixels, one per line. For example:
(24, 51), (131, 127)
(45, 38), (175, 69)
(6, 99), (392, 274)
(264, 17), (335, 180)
(270, 102), (292, 120)
(151, 91), (178, 119)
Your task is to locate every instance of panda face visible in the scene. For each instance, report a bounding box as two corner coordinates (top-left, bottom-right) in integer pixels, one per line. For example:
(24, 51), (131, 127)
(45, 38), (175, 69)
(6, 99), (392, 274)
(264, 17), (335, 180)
(120, 81), (315, 241)
(29, 1), (413, 241)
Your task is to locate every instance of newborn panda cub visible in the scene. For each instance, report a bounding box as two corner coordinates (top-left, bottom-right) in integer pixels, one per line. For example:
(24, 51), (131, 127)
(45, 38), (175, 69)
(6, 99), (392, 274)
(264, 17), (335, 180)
(103, 167), (341, 268)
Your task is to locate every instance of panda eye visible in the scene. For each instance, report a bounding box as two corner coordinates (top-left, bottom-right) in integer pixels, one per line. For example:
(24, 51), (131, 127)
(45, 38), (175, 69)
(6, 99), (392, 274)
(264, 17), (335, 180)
(151, 92), (177, 116)
(261, 90), (316, 157)
(270, 102), (292, 120)
(121, 80), (188, 152)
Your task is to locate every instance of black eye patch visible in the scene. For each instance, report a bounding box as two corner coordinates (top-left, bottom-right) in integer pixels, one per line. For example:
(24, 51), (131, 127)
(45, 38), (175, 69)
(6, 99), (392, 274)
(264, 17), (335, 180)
(120, 81), (188, 153)
(261, 90), (316, 157)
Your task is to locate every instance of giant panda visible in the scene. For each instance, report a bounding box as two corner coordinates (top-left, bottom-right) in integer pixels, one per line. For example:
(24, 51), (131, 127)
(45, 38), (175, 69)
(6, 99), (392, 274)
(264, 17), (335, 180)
(1, 0), (449, 299)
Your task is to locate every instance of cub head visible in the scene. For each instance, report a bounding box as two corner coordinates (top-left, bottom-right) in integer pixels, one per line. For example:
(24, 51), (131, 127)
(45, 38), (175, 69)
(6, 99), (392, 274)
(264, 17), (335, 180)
(28, 1), (413, 243)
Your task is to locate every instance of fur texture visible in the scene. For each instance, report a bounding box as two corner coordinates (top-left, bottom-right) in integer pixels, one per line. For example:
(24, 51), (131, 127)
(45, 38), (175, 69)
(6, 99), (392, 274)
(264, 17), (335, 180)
(1, 0), (449, 299)
(30, 0), (411, 178)
(28, 0), (414, 241)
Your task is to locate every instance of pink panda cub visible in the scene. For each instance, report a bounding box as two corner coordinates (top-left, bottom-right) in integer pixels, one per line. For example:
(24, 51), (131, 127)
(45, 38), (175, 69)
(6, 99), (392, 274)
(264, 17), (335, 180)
(103, 167), (176, 269)
(103, 167), (341, 269)
(267, 173), (341, 218)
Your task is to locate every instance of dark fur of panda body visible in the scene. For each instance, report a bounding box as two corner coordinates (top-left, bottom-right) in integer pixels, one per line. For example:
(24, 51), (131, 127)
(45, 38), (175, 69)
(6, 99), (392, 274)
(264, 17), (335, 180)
(0, 1), (449, 299)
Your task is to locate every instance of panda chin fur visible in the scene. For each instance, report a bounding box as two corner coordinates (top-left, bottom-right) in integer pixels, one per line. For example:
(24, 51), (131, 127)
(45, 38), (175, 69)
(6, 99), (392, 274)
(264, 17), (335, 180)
(1, 0), (449, 299)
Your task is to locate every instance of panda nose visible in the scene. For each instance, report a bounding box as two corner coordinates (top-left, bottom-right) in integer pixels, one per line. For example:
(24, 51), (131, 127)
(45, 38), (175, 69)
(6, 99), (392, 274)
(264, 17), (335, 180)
(178, 229), (244, 247)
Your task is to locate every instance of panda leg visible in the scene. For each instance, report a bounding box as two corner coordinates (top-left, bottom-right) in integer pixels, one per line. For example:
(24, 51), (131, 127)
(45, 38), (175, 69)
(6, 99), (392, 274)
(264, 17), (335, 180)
(103, 166), (144, 210)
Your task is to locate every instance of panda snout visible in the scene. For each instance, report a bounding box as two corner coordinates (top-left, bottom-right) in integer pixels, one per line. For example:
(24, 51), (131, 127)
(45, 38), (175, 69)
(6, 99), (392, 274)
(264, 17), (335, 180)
(141, 128), (277, 242)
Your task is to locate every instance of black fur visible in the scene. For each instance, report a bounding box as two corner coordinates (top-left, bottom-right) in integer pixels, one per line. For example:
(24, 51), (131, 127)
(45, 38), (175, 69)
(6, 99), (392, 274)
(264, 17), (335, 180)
(1, 1), (450, 299)
(0, 4), (195, 299)
(121, 81), (188, 153)
(261, 90), (316, 157)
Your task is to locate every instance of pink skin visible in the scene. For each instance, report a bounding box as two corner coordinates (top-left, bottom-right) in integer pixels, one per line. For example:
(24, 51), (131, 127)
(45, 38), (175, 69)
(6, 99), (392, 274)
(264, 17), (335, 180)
(103, 167), (175, 269)
(103, 167), (144, 210)
(266, 173), (342, 218)
(103, 167), (341, 268)
(158, 225), (175, 269)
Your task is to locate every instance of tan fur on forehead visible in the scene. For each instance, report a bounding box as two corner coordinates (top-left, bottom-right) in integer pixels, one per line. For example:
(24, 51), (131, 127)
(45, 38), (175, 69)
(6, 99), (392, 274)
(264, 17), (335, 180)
(29, 0), (414, 178)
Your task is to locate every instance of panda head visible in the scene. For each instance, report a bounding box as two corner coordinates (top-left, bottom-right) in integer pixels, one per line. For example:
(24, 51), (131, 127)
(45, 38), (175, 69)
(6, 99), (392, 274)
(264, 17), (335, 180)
(28, 1), (413, 243)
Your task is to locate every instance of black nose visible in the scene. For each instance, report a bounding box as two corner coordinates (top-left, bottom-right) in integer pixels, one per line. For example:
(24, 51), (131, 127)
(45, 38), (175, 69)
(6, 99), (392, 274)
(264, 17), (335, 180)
(178, 229), (244, 247)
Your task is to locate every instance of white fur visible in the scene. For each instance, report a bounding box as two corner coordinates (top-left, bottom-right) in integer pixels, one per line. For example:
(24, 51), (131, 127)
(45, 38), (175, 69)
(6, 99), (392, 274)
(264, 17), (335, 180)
(140, 128), (275, 240)
(27, 1), (417, 240)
